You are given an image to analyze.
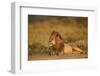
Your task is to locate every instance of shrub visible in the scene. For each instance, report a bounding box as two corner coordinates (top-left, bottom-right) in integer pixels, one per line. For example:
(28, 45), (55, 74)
(75, 40), (88, 51)
(28, 43), (49, 55)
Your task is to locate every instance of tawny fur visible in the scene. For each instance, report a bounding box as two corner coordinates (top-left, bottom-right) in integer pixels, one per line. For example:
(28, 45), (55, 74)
(64, 43), (83, 54)
(49, 31), (83, 55)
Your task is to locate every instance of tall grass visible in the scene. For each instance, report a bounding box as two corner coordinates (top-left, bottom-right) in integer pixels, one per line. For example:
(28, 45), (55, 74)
(28, 16), (88, 55)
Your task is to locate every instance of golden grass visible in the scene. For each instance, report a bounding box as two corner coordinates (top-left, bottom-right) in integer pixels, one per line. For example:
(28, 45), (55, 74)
(28, 16), (88, 57)
(28, 20), (87, 47)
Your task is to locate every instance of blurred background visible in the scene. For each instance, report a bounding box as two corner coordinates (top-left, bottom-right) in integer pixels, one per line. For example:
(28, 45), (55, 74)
(28, 15), (88, 56)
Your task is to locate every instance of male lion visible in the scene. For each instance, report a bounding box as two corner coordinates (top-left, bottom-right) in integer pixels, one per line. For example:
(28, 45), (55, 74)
(48, 31), (64, 56)
(48, 31), (83, 56)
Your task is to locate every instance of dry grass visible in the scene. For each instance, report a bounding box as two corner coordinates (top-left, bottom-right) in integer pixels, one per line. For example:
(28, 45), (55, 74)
(28, 16), (88, 59)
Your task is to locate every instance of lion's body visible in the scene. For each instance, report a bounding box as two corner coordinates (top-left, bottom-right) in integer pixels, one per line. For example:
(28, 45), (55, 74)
(48, 31), (83, 56)
(64, 44), (72, 54)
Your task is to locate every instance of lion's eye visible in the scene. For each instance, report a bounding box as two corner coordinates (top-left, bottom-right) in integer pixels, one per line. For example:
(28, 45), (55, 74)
(49, 40), (51, 42)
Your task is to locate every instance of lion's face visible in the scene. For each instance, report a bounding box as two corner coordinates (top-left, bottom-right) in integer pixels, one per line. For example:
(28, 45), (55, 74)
(49, 31), (57, 47)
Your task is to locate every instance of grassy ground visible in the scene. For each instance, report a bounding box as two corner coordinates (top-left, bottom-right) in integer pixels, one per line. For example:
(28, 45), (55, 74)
(28, 53), (88, 61)
(28, 15), (88, 60)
